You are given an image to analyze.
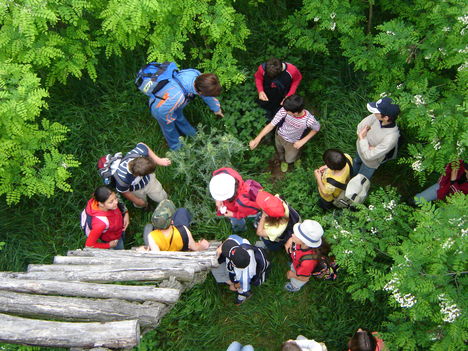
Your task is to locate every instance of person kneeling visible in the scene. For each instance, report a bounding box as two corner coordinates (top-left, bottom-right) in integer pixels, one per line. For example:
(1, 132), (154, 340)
(139, 200), (209, 252)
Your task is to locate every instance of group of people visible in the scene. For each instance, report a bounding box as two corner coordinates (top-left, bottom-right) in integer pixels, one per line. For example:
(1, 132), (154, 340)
(80, 57), (467, 351)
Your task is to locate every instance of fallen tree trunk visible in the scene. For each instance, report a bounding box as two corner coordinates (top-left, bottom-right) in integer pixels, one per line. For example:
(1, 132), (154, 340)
(54, 255), (214, 269)
(68, 248), (219, 261)
(4, 267), (194, 282)
(0, 278), (180, 303)
(0, 291), (166, 327)
(0, 313), (140, 348)
(29, 263), (204, 274)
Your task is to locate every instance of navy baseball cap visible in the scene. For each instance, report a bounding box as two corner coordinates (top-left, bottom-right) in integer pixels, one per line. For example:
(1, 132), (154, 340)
(367, 97), (400, 120)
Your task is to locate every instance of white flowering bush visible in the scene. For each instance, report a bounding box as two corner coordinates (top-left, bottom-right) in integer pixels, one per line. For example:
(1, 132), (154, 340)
(321, 188), (467, 350)
(283, 0), (468, 181)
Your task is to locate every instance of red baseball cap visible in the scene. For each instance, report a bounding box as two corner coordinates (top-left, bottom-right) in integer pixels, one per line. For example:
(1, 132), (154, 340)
(256, 191), (285, 217)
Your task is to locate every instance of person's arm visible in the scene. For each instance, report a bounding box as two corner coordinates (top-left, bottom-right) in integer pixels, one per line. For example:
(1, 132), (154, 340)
(138, 142), (171, 166)
(121, 191), (147, 208)
(185, 226), (210, 251)
(85, 222), (111, 249)
(122, 211), (130, 231)
(256, 212), (269, 237)
(358, 134), (398, 161)
(254, 64), (266, 98)
(314, 169), (332, 195)
(200, 96), (223, 117)
(249, 122), (275, 150)
(286, 269), (310, 282)
(356, 115), (374, 134)
(147, 233), (160, 252)
(294, 129), (318, 149)
(285, 64), (302, 97)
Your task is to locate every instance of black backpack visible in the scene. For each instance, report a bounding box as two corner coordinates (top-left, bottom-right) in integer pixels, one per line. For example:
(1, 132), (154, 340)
(96, 152), (133, 187)
(240, 243), (271, 286)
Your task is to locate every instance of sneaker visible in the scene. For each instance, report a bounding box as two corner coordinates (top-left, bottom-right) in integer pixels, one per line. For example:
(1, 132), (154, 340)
(284, 282), (301, 292)
(280, 162), (289, 173)
(234, 291), (252, 305)
(294, 159), (302, 169)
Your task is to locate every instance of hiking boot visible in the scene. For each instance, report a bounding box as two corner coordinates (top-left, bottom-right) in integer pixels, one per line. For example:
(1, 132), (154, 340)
(280, 162), (288, 173)
(284, 282), (301, 292)
(234, 291), (252, 305)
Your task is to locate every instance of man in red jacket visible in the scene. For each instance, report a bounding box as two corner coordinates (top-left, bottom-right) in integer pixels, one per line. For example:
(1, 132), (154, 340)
(209, 167), (262, 232)
(415, 160), (467, 203)
(255, 57), (302, 121)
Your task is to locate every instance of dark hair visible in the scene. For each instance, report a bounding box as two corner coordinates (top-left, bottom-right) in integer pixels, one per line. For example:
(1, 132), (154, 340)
(323, 149), (347, 170)
(194, 73), (222, 96)
(283, 95), (304, 114)
(94, 186), (114, 203)
(265, 57), (283, 78)
(280, 341), (301, 351)
(129, 156), (156, 176)
(348, 330), (377, 351)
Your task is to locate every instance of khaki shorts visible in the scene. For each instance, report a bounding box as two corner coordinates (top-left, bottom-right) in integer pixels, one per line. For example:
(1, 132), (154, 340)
(131, 173), (167, 205)
(275, 132), (301, 163)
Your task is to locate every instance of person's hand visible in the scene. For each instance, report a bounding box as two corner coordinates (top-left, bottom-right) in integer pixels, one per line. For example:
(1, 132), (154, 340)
(198, 239), (210, 250)
(258, 92), (268, 101)
(123, 212), (130, 231)
(109, 240), (119, 248)
(136, 245), (150, 252)
(229, 284), (238, 292)
(284, 238), (293, 254)
(314, 169), (322, 180)
(214, 110), (224, 118)
(286, 270), (295, 279)
(451, 166), (459, 181)
(158, 158), (171, 166)
(224, 210), (234, 217)
(318, 165), (328, 173)
(293, 139), (306, 149)
(358, 125), (371, 140)
(249, 138), (260, 150)
(134, 198), (148, 208)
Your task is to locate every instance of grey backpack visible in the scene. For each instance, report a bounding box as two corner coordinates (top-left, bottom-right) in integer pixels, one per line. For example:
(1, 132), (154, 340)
(328, 174), (371, 208)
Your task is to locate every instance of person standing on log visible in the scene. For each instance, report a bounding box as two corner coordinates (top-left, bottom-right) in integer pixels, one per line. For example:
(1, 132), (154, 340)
(82, 186), (129, 250)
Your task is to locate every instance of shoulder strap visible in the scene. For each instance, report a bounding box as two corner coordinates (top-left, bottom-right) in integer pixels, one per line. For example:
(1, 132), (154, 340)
(298, 252), (319, 263)
(113, 153), (140, 187)
(326, 177), (347, 191)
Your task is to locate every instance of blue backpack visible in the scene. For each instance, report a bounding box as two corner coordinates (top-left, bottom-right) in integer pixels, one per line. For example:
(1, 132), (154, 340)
(135, 62), (187, 99)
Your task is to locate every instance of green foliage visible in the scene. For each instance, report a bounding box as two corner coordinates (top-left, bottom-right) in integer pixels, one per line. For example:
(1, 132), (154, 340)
(0, 62), (79, 204)
(166, 126), (245, 234)
(221, 82), (275, 172)
(284, 0), (468, 179)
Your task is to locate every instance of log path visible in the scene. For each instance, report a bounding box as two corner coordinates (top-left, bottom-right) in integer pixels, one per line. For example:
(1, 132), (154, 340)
(0, 243), (220, 349)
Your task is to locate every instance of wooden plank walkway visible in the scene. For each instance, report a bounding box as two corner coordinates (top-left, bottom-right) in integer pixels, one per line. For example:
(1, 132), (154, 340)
(0, 243), (220, 349)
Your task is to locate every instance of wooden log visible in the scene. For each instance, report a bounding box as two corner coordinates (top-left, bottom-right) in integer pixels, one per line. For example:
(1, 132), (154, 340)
(28, 263), (203, 274)
(0, 278), (180, 303)
(0, 290), (166, 327)
(6, 265), (195, 282)
(54, 255), (215, 269)
(0, 313), (139, 348)
(68, 248), (220, 260)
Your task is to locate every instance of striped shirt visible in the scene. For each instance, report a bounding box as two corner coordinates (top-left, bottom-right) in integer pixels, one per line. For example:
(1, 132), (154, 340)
(271, 108), (320, 143)
(115, 143), (150, 193)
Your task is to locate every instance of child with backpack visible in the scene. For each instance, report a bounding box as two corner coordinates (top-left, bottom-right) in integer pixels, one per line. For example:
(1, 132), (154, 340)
(249, 94), (320, 173)
(314, 149), (353, 210)
(284, 220), (325, 292)
(135, 62), (223, 150)
(209, 167), (263, 232)
(216, 235), (270, 305)
(138, 199), (209, 252)
(81, 186), (129, 249)
(255, 190), (301, 251)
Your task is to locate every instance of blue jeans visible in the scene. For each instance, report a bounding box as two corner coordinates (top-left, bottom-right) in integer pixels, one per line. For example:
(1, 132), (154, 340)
(230, 214), (258, 233)
(111, 231), (125, 250)
(414, 183), (439, 203)
(226, 341), (254, 351)
(352, 153), (377, 179)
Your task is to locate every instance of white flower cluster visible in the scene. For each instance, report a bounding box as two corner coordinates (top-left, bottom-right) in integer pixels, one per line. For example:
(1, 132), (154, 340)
(340, 229), (351, 237)
(386, 31), (395, 35)
(380, 92), (387, 97)
(396, 83), (403, 90)
(442, 26), (451, 32)
(457, 15), (468, 25)
(432, 140), (441, 150)
(368, 205), (375, 211)
(456, 140), (465, 156)
(343, 249), (353, 255)
(428, 110), (435, 123)
(383, 200), (397, 211)
(330, 22), (336, 31)
(458, 46), (468, 54)
(412, 160), (423, 172)
(441, 237), (455, 249)
(461, 228), (467, 236)
(61, 162), (68, 169)
(438, 294), (461, 323)
(413, 94), (426, 106)
(384, 215), (393, 221)
(330, 12), (336, 19)
(314, 17), (320, 22)
(438, 47), (447, 55)
(424, 54), (432, 60)
(371, 227), (378, 234)
(458, 62), (468, 71)
(384, 277), (417, 308)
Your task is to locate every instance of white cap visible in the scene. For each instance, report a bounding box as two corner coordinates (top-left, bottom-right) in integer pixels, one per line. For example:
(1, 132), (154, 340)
(209, 173), (236, 201)
(293, 220), (324, 248)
